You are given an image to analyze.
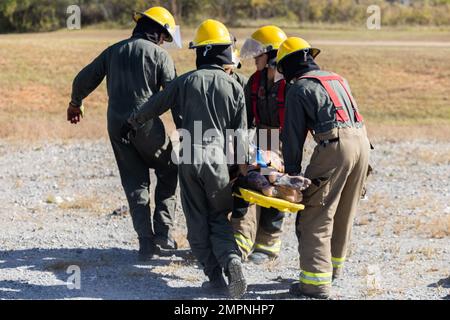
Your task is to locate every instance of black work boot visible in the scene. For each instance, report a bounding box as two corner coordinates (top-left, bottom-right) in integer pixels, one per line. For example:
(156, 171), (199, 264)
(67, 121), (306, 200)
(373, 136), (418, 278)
(201, 272), (228, 295)
(332, 267), (342, 281)
(226, 257), (247, 299)
(289, 282), (330, 300)
(154, 235), (178, 250)
(248, 251), (275, 265)
(138, 237), (159, 262)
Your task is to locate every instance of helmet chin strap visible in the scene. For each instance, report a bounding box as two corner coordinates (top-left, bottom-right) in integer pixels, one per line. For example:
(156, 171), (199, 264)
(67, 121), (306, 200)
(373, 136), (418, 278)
(303, 49), (309, 62)
(267, 57), (277, 69)
(203, 45), (213, 57)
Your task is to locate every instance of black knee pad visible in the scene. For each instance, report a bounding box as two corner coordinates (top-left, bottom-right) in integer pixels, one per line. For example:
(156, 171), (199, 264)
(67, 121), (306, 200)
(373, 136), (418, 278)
(232, 196), (250, 219)
(260, 208), (285, 233)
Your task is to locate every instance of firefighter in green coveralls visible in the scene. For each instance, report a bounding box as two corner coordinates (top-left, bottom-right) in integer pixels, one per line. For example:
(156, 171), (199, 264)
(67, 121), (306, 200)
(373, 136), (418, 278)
(231, 26), (288, 264)
(67, 7), (182, 261)
(122, 19), (248, 299)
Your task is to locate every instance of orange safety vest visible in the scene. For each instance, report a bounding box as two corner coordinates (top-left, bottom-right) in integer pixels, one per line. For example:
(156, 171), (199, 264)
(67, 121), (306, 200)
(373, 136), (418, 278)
(298, 73), (363, 123)
(250, 71), (287, 129)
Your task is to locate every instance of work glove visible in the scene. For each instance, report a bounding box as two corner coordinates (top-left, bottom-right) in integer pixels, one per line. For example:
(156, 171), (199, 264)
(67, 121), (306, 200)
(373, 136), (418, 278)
(120, 121), (136, 145)
(67, 102), (84, 124)
(269, 172), (311, 191)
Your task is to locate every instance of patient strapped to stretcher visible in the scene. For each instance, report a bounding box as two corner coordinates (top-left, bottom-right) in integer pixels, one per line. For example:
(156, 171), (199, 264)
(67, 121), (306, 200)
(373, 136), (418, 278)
(242, 170), (310, 203)
(232, 149), (311, 204)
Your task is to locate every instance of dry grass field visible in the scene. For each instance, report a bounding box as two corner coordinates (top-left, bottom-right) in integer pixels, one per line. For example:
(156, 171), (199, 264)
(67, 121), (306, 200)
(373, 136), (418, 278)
(0, 27), (449, 141)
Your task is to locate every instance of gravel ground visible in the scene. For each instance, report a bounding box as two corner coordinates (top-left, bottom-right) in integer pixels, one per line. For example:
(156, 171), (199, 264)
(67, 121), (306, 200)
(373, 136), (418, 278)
(0, 138), (448, 300)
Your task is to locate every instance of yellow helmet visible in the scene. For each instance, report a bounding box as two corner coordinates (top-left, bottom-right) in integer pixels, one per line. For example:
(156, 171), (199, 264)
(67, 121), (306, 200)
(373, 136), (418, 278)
(252, 26), (287, 50)
(190, 19), (232, 48)
(240, 25), (287, 59)
(276, 37), (321, 70)
(133, 7), (181, 47)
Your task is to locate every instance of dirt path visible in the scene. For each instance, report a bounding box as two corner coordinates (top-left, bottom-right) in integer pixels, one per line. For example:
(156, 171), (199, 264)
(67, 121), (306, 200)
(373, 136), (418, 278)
(0, 138), (448, 300)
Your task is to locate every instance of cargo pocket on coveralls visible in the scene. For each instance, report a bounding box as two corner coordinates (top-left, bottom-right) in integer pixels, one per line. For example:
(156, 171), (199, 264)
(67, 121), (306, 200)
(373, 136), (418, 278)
(302, 168), (336, 207)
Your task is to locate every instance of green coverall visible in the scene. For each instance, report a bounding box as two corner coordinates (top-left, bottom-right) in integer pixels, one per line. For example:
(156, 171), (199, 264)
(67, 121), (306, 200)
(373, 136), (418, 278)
(128, 64), (248, 279)
(230, 71), (248, 90)
(70, 37), (179, 242)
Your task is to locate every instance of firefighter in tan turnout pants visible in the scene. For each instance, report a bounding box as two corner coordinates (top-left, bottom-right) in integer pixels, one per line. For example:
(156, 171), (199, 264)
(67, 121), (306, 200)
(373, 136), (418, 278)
(277, 37), (370, 299)
(231, 26), (288, 264)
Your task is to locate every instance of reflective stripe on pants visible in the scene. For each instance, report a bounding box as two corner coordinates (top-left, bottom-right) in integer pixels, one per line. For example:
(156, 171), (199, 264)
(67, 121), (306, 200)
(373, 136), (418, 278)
(300, 271), (333, 286)
(234, 233), (254, 254)
(332, 256), (345, 269)
(254, 239), (281, 255)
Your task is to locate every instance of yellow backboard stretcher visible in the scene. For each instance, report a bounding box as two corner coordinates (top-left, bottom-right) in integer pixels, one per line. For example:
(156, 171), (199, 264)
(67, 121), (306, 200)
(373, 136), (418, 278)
(233, 188), (305, 214)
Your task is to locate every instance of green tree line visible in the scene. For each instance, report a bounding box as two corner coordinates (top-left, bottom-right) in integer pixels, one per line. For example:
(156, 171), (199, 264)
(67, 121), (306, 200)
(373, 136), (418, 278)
(1, 0), (450, 33)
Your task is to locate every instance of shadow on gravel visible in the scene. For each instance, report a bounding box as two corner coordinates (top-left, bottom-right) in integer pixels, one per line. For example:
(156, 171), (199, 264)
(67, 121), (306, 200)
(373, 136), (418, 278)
(245, 281), (296, 300)
(427, 276), (450, 300)
(0, 247), (209, 300)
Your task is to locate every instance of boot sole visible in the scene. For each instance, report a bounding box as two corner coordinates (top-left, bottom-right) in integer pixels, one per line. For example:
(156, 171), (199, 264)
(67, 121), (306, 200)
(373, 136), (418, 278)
(227, 259), (247, 299)
(289, 285), (330, 300)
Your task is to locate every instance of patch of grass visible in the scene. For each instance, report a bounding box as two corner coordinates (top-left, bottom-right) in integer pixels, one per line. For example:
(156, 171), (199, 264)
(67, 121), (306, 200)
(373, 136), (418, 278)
(361, 264), (384, 298)
(14, 179), (23, 189)
(424, 216), (450, 239)
(172, 228), (189, 249)
(152, 260), (200, 282)
(406, 247), (438, 262)
(58, 195), (104, 214)
(365, 287), (385, 298)
(265, 258), (281, 272)
(375, 226), (384, 237)
(415, 149), (450, 165)
(183, 274), (202, 283)
(152, 260), (194, 276)
(0, 28), (449, 141)
(45, 194), (61, 204)
(393, 222), (403, 236)
(355, 215), (371, 226)
(393, 214), (449, 239)
(426, 267), (440, 273)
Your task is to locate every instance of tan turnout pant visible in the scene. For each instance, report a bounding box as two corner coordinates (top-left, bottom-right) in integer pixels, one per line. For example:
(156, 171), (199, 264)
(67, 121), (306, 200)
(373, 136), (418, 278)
(297, 126), (370, 296)
(232, 126), (284, 260)
(232, 204), (284, 260)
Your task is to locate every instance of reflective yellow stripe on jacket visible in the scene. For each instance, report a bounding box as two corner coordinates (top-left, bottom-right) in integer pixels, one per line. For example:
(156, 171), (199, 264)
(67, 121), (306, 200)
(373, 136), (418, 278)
(300, 271), (332, 286)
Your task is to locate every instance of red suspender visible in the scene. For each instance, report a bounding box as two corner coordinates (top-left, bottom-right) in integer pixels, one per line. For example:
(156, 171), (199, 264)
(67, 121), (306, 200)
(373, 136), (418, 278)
(251, 73), (288, 129)
(251, 71), (262, 125)
(299, 74), (363, 123)
(335, 77), (364, 122)
(276, 79), (286, 129)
